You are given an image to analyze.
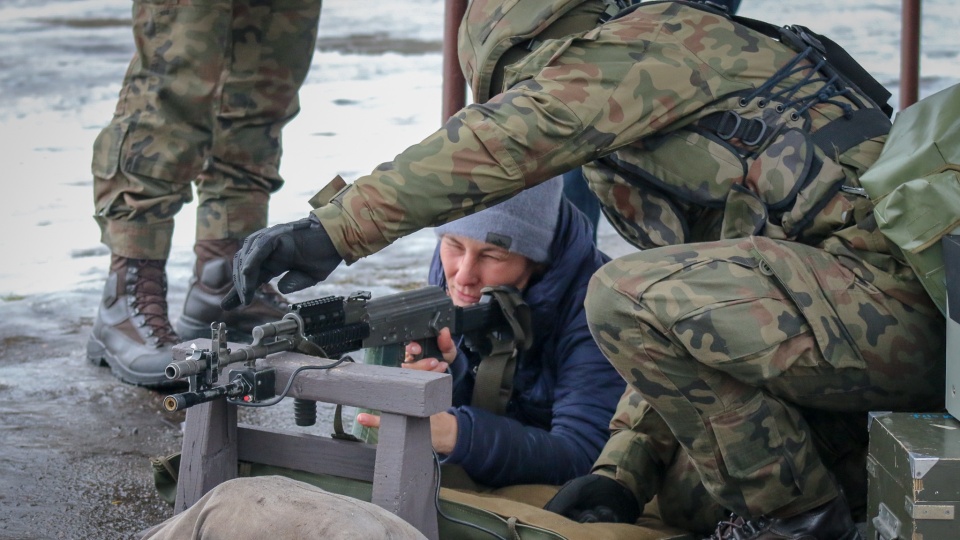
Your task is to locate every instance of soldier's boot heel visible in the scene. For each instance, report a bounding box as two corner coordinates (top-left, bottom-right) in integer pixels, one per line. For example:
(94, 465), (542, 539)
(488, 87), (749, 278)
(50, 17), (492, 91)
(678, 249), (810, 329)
(838, 527), (864, 540)
(86, 335), (109, 367)
(702, 491), (861, 540)
(178, 240), (290, 343)
(175, 313), (216, 342)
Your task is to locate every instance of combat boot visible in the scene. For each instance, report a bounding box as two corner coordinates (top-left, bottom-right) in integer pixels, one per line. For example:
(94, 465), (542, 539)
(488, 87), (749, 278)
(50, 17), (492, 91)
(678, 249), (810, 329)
(87, 255), (181, 387)
(176, 239), (290, 342)
(703, 493), (863, 540)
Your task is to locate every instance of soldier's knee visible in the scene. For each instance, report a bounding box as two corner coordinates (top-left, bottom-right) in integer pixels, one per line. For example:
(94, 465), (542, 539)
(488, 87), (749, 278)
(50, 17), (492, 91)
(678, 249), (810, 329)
(585, 261), (636, 342)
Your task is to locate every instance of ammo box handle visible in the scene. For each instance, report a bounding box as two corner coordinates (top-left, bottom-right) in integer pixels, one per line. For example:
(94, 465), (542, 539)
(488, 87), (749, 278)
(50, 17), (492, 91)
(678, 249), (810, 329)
(872, 502), (902, 540)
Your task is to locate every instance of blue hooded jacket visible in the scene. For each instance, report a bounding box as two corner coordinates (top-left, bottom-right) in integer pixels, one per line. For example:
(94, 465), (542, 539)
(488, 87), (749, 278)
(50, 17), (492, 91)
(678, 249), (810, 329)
(430, 198), (626, 487)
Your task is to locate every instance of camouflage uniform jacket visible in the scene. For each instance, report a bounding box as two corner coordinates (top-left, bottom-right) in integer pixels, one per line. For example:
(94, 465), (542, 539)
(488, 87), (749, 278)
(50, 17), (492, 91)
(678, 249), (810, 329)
(309, 1), (926, 507)
(314, 1), (899, 269)
(312, 0), (920, 422)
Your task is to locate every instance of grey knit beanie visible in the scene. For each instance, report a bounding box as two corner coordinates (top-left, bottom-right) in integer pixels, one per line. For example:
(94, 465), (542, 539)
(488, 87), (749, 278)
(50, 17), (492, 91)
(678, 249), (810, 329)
(434, 177), (563, 264)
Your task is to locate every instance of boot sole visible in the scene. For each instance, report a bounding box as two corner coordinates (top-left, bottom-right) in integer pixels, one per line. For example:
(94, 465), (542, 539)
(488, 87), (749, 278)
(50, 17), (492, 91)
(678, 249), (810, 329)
(86, 335), (183, 389)
(840, 528), (864, 540)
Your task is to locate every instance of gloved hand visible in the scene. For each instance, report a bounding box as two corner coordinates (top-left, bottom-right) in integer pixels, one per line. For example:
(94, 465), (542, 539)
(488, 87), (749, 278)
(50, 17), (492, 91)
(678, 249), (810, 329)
(543, 474), (641, 524)
(221, 214), (343, 310)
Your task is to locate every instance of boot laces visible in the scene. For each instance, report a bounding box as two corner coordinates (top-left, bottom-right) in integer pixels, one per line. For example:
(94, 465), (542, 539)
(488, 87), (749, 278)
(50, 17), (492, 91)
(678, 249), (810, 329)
(253, 282), (290, 311)
(706, 513), (770, 540)
(130, 260), (179, 345)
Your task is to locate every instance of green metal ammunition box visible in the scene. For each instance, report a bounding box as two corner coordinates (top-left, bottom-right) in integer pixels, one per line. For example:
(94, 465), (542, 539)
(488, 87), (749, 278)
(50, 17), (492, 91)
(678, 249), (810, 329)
(866, 412), (960, 540)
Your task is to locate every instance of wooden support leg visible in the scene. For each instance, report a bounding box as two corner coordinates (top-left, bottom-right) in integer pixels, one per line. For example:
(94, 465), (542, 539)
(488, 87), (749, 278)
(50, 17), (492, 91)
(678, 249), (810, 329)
(373, 413), (439, 540)
(175, 398), (238, 513)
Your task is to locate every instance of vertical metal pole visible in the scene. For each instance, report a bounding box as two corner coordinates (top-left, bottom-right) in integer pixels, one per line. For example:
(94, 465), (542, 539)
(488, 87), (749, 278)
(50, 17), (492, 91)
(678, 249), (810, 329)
(442, 0), (468, 122)
(900, 0), (922, 110)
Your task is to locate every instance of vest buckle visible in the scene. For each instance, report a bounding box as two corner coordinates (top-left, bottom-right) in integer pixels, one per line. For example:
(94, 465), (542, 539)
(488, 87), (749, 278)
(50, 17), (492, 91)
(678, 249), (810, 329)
(715, 111), (743, 140)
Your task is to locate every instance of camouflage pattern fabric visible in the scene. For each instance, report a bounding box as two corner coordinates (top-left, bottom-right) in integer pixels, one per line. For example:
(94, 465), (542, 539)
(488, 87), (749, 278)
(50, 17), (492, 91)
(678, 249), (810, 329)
(312, 1), (890, 269)
(457, 0), (611, 104)
(304, 1), (946, 520)
(593, 387), (874, 534)
(585, 237), (943, 519)
(93, 0), (321, 260)
(592, 386), (726, 534)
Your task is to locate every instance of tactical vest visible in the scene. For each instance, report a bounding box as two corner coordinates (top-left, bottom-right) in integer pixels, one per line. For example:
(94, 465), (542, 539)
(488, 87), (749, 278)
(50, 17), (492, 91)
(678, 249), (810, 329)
(459, 0), (626, 104)
(575, 2), (894, 251)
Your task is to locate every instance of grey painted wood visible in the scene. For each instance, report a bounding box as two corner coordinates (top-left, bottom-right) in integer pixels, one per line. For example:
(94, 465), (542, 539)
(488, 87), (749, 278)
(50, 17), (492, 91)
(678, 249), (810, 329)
(373, 413), (439, 540)
(173, 339), (451, 417)
(253, 352), (451, 416)
(237, 424), (377, 482)
(175, 399), (238, 513)
(172, 340), (449, 539)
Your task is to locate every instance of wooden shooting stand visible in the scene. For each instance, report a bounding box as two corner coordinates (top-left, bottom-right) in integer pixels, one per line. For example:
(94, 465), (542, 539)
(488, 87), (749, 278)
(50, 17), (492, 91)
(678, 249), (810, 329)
(171, 340), (451, 540)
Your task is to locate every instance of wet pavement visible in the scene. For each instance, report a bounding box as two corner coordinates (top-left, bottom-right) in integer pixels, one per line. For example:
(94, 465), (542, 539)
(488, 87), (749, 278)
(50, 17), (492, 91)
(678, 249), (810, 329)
(0, 298), (182, 539)
(0, 267), (438, 539)
(0, 250), (449, 539)
(0, 2), (448, 536)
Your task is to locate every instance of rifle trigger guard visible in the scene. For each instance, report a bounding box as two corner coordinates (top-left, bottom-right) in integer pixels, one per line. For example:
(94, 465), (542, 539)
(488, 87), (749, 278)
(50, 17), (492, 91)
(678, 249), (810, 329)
(428, 310), (443, 334)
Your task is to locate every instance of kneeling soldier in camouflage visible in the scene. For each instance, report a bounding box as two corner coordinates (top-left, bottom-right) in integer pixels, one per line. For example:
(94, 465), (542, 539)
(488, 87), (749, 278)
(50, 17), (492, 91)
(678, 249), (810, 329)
(222, 1), (945, 538)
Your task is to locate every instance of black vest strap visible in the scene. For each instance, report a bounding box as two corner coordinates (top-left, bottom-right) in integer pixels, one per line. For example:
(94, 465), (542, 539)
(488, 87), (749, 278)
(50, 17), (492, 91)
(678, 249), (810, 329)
(810, 107), (892, 156)
(729, 15), (893, 118)
(620, 3), (895, 117)
(699, 110), (771, 147)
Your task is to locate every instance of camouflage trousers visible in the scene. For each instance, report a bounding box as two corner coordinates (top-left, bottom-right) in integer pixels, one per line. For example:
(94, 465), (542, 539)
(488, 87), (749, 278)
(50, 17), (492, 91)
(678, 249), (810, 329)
(594, 388), (874, 535)
(585, 236), (944, 521)
(92, 0), (322, 260)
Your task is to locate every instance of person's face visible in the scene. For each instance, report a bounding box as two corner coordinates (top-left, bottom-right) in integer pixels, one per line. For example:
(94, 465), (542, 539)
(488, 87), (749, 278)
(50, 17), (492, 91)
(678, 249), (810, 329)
(439, 234), (537, 307)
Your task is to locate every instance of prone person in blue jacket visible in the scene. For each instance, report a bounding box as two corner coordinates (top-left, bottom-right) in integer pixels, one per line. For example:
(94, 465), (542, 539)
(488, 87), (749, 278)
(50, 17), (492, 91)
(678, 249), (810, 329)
(355, 177), (627, 488)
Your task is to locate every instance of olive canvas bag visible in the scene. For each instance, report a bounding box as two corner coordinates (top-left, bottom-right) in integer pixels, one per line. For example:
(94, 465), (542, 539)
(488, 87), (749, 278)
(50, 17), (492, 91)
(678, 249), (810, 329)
(150, 454), (692, 540)
(859, 83), (960, 316)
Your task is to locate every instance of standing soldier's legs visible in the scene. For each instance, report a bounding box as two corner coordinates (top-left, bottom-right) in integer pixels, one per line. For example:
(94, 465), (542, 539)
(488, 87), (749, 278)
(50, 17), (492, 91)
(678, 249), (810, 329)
(585, 237), (943, 530)
(178, 0), (322, 341)
(89, 0), (232, 386)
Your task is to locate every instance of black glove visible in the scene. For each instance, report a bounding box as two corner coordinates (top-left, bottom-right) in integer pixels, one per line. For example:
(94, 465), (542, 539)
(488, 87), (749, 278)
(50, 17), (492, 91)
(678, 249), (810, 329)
(544, 474), (641, 524)
(221, 214), (343, 310)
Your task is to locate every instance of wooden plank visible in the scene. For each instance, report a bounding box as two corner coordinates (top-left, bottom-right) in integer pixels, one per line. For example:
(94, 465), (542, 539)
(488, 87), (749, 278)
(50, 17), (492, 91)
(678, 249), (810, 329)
(258, 355), (450, 416)
(237, 424), (377, 482)
(175, 399), (238, 513)
(372, 413), (439, 540)
(173, 340), (452, 417)
(173, 339), (449, 537)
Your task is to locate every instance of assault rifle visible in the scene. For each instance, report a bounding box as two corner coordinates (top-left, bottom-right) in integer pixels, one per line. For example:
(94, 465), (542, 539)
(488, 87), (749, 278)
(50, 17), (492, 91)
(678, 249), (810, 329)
(162, 285), (530, 413)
